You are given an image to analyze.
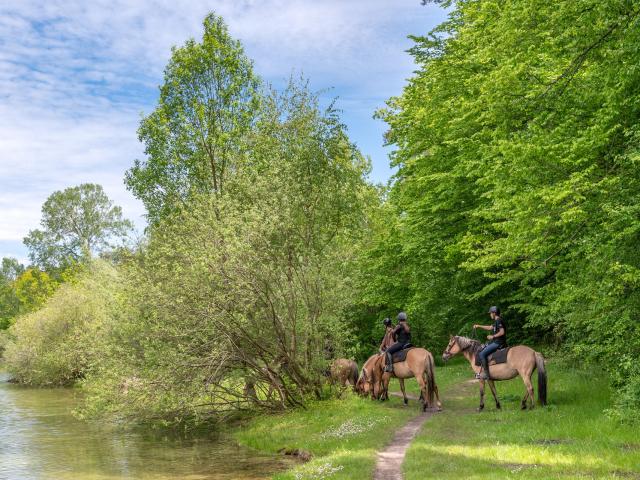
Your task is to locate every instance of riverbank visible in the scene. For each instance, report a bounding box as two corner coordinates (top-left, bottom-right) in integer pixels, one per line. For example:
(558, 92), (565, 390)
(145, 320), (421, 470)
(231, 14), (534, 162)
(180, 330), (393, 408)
(0, 371), (292, 480)
(234, 366), (463, 480)
(236, 360), (640, 479)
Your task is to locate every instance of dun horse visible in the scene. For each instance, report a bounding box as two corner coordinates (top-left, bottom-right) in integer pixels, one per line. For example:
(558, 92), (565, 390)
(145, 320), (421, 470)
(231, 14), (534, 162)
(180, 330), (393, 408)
(357, 350), (442, 412)
(442, 336), (547, 410)
(328, 358), (359, 393)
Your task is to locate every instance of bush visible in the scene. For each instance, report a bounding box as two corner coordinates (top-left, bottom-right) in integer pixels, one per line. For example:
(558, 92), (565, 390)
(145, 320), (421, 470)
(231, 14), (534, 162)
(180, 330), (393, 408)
(2, 261), (121, 386)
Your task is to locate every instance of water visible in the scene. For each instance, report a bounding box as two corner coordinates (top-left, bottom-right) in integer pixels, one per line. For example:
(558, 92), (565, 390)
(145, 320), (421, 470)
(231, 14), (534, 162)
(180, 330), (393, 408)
(0, 373), (291, 480)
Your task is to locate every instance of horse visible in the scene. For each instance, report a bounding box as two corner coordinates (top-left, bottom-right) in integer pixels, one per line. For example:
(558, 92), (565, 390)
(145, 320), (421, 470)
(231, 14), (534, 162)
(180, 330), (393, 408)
(371, 348), (442, 412)
(328, 358), (359, 393)
(442, 335), (547, 411)
(356, 354), (381, 399)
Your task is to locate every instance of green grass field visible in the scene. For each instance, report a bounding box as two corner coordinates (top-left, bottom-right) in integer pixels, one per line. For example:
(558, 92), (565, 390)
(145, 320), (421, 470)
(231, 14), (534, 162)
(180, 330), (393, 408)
(235, 359), (639, 479)
(235, 369), (462, 480)
(404, 360), (640, 480)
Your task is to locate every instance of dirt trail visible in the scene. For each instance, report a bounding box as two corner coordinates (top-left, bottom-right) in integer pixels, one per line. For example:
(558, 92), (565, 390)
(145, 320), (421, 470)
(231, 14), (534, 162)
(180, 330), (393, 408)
(372, 407), (435, 480)
(372, 380), (476, 480)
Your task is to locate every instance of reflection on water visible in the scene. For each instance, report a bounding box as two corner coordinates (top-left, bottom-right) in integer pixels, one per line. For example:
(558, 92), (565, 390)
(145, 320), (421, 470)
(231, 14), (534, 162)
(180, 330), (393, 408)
(0, 373), (290, 480)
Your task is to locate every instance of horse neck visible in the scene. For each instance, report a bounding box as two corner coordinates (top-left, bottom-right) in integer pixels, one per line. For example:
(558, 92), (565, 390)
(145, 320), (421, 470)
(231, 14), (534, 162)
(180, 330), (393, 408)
(456, 337), (479, 367)
(461, 348), (477, 367)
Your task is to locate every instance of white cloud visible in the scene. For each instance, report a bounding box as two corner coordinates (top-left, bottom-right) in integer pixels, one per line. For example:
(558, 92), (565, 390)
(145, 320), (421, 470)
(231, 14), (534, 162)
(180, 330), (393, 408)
(0, 0), (447, 260)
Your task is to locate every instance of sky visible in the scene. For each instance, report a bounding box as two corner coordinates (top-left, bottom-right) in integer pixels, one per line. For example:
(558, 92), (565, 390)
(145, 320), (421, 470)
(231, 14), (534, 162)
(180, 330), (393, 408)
(0, 0), (447, 265)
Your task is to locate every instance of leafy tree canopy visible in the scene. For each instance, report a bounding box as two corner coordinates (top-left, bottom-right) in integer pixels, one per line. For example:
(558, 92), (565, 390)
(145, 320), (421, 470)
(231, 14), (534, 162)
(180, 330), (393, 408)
(23, 183), (133, 270)
(125, 12), (260, 224)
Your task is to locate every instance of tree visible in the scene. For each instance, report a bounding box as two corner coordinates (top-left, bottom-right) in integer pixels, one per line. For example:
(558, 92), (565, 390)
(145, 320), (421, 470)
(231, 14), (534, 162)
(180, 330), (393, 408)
(0, 257), (25, 329)
(13, 268), (58, 314)
(82, 79), (373, 426)
(375, 0), (640, 420)
(24, 184), (133, 269)
(125, 12), (260, 224)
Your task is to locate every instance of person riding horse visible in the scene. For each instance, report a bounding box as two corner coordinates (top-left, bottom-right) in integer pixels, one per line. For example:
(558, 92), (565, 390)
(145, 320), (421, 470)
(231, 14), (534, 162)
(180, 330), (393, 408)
(473, 306), (507, 380)
(384, 312), (412, 372)
(379, 317), (395, 354)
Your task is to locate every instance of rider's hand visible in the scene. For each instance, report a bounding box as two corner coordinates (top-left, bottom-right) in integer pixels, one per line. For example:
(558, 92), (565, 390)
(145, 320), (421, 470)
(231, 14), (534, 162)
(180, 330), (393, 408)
(473, 324), (478, 329)
(487, 335), (493, 340)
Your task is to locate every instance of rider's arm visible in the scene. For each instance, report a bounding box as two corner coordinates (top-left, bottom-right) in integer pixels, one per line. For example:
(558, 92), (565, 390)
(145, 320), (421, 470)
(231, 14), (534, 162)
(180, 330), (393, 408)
(473, 324), (492, 331)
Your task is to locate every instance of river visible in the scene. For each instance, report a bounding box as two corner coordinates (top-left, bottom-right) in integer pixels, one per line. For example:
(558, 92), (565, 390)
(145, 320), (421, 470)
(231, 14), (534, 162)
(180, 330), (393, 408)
(0, 373), (291, 480)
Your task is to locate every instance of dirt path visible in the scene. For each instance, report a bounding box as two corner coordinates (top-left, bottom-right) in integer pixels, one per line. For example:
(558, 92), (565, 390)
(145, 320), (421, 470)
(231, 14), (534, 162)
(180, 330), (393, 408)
(373, 380), (477, 480)
(372, 406), (435, 480)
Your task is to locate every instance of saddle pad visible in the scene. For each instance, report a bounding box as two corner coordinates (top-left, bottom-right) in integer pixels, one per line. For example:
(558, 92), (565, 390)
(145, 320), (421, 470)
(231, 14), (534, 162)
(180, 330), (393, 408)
(391, 346), (414, 364)
(475, 347), (510, 366)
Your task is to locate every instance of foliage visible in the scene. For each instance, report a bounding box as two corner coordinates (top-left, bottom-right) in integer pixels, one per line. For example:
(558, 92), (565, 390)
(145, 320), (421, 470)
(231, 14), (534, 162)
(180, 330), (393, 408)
(368, 0), (640, 418)
(0, 257), (25, 329)
(125, 12), (260, 225)
(2, 260), (120, 386)
(81, 77), (373, 427)
(23, 183), (133, 270)
(13, 268), (58, 314)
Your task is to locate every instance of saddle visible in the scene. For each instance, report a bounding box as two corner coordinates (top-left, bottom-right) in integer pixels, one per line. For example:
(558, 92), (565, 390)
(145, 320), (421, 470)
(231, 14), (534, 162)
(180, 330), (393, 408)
(391, 345), (414, 364)
(474, 346), (510, 367)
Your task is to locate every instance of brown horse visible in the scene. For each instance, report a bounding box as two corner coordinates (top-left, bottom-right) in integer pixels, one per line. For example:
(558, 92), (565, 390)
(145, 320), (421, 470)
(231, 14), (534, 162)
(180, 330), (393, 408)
(329, 358), (359, 393)
(371, 348), (442, 412)
(356, 354), (381, 399)
(442, 336), (547, 411)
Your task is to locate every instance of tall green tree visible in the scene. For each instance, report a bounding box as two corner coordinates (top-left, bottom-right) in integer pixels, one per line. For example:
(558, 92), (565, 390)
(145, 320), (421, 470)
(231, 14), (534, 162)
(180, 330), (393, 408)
(82, 79), (373, 426)
(375, 0), (640, 419)
(125, 12), (260, 224)
(0, 257), (25, 329)
(23, 184), (133, 270)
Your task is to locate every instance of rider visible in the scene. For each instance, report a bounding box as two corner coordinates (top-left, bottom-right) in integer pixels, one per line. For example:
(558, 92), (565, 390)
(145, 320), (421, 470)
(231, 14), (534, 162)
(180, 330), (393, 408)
(384, 312), (412, 372)
(473, 306), (507, 380)
(379, 318), (395, 353)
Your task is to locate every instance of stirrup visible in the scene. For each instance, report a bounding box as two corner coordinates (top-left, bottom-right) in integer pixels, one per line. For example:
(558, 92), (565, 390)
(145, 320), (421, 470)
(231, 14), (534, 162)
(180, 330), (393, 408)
(475, 372), (488, 380)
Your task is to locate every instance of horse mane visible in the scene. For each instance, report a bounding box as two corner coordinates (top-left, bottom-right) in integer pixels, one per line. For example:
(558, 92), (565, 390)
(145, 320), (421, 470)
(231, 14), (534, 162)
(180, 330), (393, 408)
(455, 336), (482, 355)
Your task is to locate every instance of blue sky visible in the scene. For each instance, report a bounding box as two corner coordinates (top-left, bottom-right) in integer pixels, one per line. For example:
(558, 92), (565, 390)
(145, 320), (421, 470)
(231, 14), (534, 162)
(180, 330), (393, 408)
(0, 0), (447, 265)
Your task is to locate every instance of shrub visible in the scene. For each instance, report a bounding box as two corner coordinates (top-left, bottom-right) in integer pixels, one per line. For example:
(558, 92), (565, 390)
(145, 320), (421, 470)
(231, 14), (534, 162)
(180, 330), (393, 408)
(2, 261), (121, 386)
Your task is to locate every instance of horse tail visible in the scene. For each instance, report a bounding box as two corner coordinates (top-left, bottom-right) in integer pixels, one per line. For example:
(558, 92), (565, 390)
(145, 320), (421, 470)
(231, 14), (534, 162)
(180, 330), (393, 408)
(535, 352), (547, 406)
(423, 352), (436, 407)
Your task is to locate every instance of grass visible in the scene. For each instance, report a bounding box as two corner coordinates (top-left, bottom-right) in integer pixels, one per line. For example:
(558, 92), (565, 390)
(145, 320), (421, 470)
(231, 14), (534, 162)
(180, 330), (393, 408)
(236, 358), (639, 479)
(235, 368), (462, 480)
(404, 359), (640, 480)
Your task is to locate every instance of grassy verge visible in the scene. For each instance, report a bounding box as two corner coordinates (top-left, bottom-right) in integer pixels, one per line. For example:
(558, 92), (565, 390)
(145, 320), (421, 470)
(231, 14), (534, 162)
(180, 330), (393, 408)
(235, 367), (462, 480)
(404, 360), (640, 479)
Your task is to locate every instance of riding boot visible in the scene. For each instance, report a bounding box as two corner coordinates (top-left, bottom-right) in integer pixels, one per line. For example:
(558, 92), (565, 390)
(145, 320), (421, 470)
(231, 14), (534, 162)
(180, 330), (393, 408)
(385, 352), (393, 373)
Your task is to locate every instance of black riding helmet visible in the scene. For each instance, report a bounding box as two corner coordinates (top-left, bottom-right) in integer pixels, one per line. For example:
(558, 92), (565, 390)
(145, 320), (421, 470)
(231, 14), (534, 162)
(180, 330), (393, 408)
(488, 306), (501, 315)
(383, 317), (392, 327)
(397, 311), (407, 322)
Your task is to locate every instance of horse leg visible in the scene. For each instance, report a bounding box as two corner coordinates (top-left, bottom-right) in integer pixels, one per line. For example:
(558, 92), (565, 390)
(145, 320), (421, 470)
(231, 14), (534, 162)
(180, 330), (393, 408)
(477, 379), (485, 412)
(399, 378), (408, 406)
(487, 380), (501, 410)
(415, 373), (429, 412)
(381, 374), (391, 401)
(522, 372), (535, 409)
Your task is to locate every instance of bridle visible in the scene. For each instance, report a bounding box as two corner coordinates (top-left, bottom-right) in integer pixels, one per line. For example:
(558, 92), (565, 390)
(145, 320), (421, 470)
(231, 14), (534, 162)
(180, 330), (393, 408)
(443, 337), (458, 357)
(443, 336), (475, 359)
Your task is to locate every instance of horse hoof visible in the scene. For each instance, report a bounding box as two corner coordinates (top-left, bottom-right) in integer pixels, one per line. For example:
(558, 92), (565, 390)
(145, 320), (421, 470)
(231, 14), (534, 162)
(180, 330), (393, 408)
(496, 404), (501, 410)
(521, 404), (527, 410)
(403, 399), (408, 406)
(477, 406), (484, 412)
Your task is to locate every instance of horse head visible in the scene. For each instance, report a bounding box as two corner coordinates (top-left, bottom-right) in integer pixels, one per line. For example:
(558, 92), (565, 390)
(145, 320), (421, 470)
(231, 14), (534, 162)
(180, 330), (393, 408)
(442, 335), (462, 362)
